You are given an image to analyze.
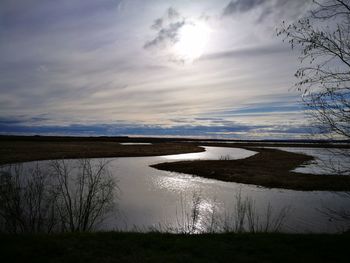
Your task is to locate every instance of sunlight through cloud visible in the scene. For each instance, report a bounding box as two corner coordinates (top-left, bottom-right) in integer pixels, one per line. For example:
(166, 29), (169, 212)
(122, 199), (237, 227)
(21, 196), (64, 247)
(173, 20), (210, 63)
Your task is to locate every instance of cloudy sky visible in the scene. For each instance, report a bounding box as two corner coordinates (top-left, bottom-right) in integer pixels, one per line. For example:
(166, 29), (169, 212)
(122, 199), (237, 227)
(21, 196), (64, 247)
(0, 0), (316, 139)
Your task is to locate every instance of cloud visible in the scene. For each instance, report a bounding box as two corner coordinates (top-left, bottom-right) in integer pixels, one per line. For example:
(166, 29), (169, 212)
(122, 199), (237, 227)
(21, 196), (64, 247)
(144, 7), (186, 49)
(36, 65), (48, 73)
(167, 7), (180, 19)
(0, 119), (314, 140)
(151, 18), (164, 30)
(200, 44), (288, 61)
(144, 21), (186, 49)
(222, 0), (312, 22)
(222, 0), (265, 15)
(0, 0), (314, 140)
(0, 116), (297, 139)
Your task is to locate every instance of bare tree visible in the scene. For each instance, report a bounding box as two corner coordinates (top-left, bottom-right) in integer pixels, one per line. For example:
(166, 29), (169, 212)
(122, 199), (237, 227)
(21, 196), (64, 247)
(0, 164), (58, 234)
(0, 159), (117, 234)
(50, 159), (116, 232)
(278, 0), (350, 230)
(277, 0), (350, 140)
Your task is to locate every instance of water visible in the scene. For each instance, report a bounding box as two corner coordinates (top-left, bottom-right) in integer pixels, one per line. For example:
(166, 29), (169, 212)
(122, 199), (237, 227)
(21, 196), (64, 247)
(161, 146), (255, 160)
(269, 147), (350, 175)
(1, 146), (349, 233)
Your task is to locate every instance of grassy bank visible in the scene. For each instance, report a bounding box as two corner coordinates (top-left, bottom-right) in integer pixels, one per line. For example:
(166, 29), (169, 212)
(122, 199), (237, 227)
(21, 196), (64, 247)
(0, 140), (204, 165)
(152, 147), (350, 191)
(0, 232), (349, 263)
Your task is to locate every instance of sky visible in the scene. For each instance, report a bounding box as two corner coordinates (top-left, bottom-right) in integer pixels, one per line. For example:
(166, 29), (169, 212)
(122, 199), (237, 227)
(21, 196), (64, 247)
(0, 0), (318, 139)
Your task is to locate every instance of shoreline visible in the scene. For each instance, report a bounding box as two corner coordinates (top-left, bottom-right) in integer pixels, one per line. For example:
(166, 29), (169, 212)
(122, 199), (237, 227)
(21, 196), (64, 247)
(151, 147), (350, 191)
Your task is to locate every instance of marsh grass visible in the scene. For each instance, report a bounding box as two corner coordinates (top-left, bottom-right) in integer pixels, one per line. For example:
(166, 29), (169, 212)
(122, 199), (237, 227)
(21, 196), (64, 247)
(163, 190), (290, 234)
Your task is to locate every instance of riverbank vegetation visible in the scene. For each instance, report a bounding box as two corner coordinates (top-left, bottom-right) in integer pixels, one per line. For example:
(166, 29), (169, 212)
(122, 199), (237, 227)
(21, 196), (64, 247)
(152, 147), (350, 191)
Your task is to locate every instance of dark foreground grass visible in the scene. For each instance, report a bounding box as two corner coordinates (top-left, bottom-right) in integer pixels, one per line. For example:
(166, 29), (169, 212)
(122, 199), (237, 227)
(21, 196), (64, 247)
(152, 147), (350, 191)
(0, 232), (349, 263)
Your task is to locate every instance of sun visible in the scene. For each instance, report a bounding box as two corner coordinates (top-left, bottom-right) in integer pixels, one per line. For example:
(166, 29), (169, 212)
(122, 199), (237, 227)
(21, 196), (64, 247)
(173, 21), (210, 63)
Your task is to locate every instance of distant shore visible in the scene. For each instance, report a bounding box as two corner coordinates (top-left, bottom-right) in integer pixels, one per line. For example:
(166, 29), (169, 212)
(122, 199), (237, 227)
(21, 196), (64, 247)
(1, 135), (349, 147)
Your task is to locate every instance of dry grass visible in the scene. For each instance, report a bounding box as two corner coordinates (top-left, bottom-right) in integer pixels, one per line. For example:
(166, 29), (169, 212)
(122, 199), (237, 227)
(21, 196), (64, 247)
(0, 139), (204, 165)
(152, 147), (350, 191)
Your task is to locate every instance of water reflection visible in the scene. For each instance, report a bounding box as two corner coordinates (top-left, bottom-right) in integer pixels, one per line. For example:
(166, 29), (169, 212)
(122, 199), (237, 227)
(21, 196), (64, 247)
(162, 146), (256, 160)
(270, 147), (350, 175)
